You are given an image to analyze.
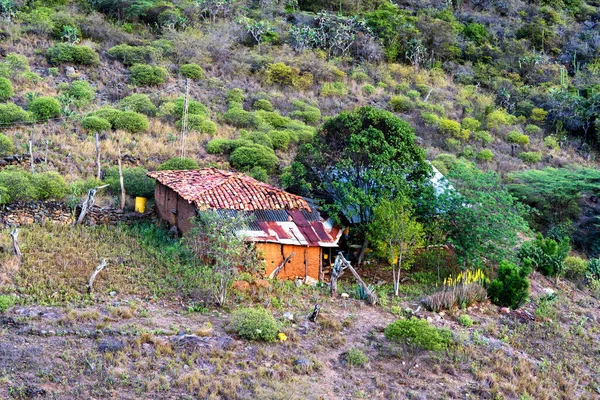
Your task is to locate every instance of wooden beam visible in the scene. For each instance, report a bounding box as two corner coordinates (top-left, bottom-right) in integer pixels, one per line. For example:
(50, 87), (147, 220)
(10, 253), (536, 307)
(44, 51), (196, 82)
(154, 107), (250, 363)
(268, 252), (295, 279)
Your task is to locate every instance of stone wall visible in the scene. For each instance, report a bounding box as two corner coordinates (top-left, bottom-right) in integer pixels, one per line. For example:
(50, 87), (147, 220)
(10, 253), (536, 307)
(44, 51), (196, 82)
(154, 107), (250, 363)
(0, 201), (155, 228)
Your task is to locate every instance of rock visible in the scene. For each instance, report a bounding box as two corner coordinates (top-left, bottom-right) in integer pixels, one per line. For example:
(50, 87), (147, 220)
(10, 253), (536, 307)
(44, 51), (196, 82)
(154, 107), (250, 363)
(304, 276), (319, 286)
(282, 312), (294, 321)
(255, 279), (271, 289)
(500, 307), (511, 314)
(97, 338), (124, 353)
(171, 334), (234, 351)
(65, 66), (76, 76)
(232, 280), (250, 292)
(293, 358), (313, 372)
(543, 288), (555, 297)
(426, 317), (433, 323)
(341, 293), (350, 299)
(109, 291), (117, 296)
(294, 279), (303, 288)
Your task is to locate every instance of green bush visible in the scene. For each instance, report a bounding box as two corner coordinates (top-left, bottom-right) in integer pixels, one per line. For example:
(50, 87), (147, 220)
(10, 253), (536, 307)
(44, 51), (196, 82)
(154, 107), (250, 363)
(362, 84), (376, 95)
(461, 117), (481, 132)
(477, 149), (494, 161)
(67, 81), (95, 107)
(406, 89), (420, 100)
(29, 96), (61, 121)
(230, 145), (278, 173)
(345, 347), (368, 367)
(530, 107), (547, 123)
(486, 109), (513, 130)
(266, 62), (295, 86)
(245, 131), (273, 148)
(384, 317), (452, 351)
(0, 295), (15, 312)
(119, 94), (157, 116)
(179, 63), (205, 81)
(0, 133), (14, 156)
(206, 139), (234, 154)
(564, 256), (588, 280)
(252, 99), (274, 112)
(157, 157), (199, 171)
(173, 97), (208, 118)
(457, 314), (473, 327)
(32, 171), (68, 200)
(226, 88), (245, 103)
(230, 307), (279, 342)
(178, 114), (216, 134)
(0, 167), (37, 203)
(473, 130), (493, 146)
(587, 258), (600, 281)
(87, 106), (122, 127)
(223, 103), (261, 129)
(0, 103), (32, 124)
(268, 130), (291, 151)
(463, 22), (489, 44)
(421, 112), (440, 127)
(129, 64), (168, 86)
(113, 111), (149, 134)
(543, 135), (559, 150)
(506, 131), (530, 145)
(487, 260), (531, 309)
(249, 166), (268, 182)
(519, 151), (542, 163)
(438, 118), (462, 137)
(445, 138), (461, 151)
(525, 124), (542, 135)
(107, 44), (161, 66)
(68, 177), (103, 196)
(518, 233), (570, 276)
(105, 166), (154, 198)
(390, 95), (414, 112)
(321, 82), (347, 97)
(0, 77), (13, 101)
(46, 43), (99, 65)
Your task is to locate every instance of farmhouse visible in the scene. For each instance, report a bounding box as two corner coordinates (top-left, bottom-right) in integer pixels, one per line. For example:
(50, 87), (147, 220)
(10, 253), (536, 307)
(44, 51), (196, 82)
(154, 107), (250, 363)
(147, 168), (343, 281)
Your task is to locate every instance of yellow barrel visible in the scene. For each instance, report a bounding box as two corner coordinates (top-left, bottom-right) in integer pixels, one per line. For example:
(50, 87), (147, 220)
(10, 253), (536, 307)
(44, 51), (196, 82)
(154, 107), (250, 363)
(135, 196), (147, 213)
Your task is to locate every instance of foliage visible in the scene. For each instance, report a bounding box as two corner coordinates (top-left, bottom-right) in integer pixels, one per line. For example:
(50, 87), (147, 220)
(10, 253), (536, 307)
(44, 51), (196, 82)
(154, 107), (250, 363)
(119, 94), (157, 116)
(249, 166), (268, 182)
(519, 151), (542, 163)
(206, 138), (233, 154)
(253, 99), (273, 112)
(29, 96), (61, 121)
(384, 317), (452, 351)
(66, 81), (95, 107)
(439, 118), (462, 138)
(268, 130), (291, 150)
(157, 157), (199, 171)
(506, 131), (530, 145)
(185, 211), (263, 306)
(390, 95), (413, 112)
(129, 64), (168, 86)
(81, 116), (111, 132)
(107, 44), (161, 66)
(0, 103), (32, 124)
(0, 166), (36, 203)
(290, 100), (321, 125)
(0, 133), (14, 156)
(461, 117), (481, 132)
(226, 88), (245, 103)
(587, 258), (600, 281)
(179, 63), (205, 81)
(368, 196), (424, 296)
(0, 295), (15, 312)
(321, 82), (347, 97)
(265, 62), (313, 90)
(457, 314), (473, 327)
(473, 130), (493, 146)
(46, 43), (99, 65)
(105, 166), (154, 198)
(476, 149), (494, 161)
(113, 111), (149, 133)
(0, 77), (13, 101)
(423, 269), (487, 312)
(32, 171), (68, 200)
(230, 307), (279, 341)
(230, 145), (278, 173)
(564, 256), (588, 280)
(518, 233), (570, 277)
(487, 260), (532, 309)
(345, 347), (368, 367)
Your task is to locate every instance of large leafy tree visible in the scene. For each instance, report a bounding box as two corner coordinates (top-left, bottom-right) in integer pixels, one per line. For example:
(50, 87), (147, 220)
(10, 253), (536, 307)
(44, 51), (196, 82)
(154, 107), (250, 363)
(291, 106), (431, 263)
(439, 163), (529, 268)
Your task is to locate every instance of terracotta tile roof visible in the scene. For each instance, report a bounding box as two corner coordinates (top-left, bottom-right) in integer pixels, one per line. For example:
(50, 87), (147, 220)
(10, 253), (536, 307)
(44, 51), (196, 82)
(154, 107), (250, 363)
(147, 168), (312, 212)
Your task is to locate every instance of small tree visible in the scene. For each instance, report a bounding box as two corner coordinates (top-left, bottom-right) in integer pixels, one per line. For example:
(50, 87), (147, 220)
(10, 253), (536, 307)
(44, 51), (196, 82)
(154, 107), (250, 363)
(487, 260), (531, 309)
(185, 211), (263, 306)
(369, 197), (424, 296)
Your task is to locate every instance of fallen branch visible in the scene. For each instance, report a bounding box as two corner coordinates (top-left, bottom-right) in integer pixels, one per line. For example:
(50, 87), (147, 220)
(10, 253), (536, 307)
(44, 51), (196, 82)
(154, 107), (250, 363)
(331, 252), (377, 305)
(308, 303), (320, 322)
(76, 185), (109, 225)
(268, 252), (295, 279)
(10, 228), (22, 264)
(88, 259), (107, 294)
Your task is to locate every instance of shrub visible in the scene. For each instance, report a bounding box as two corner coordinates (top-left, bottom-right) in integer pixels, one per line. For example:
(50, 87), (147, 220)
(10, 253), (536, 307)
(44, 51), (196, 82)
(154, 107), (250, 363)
(107, 44), (161, 66)
(406, 90), (420, 100)
(230, 307), (279, 342)
(29, 97), (61, 121)
(113, 111), (149, 134)
(530, 107), (547, 123)
(119, 94), (157, 116)
(345, 347), (368, 367)
(477, 149), (494, 161)
(179, 63), (205, 81)
(525, 124), (542, 135)
(223, 103), (261, 129)
(519, 151), (542, 163)
(174, 97), (207, 118)
(0, 77), (13, 101)
(252, 99), (274, 112)
(457, 314), (473, 327)
(438, 118), (462, 137)
(265, 62), (312, 89)
(518, 233), (570, 276)
(564, 256), (588, 280)
(384, 317), (452, 351)
(105, 166), (154, 198)
(268, 130), (291, 150)
(390, 95), (413, 112)
(67, 81), (95, 107)
(486, 109), (512, 130)
(487, 260), (531, 309)
(245, 131), (273, 148)
(46, 43), (99, 65)
(588, 258), (600, 281)
(32, 171), (68, 200)
(0, 133), (14, 156)
(226, 88), (245, 103)
(230, 145), (278, 173)
(506, 131), (529, 145)
(421, 112), (440, 127)
(461, 117), (481, 132)
(473, 130), (493, 146)
(0, 295), (15, 312)
(129, 64), (168, 86)
(0, 167), (36, 202)
(321, 82), (347, 97)
(544, 135), (559, 150)
(362, 84), (376, 95)
(206, 139), (234, 154)
(249, 166), (268, 182)
(445, 138), (461, 151)
(0, 103), (32, 124)
(157, 157), (199, 171)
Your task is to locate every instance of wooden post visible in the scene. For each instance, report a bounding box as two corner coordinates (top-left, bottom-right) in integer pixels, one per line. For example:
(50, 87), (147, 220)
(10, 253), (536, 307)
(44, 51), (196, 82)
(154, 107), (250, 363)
(10, 228), (22, 263)
(29, 140), (34, 174)
(268, 252), (295, 279)
(95, 132), (101, 180)
(117, 137), (125, 210)
(331, 252), (377, 305)
(88, 259), (107, 293)
(44, 140), (48, 165)
(319, 248), (323, 283)
(303, 247), (308, 282)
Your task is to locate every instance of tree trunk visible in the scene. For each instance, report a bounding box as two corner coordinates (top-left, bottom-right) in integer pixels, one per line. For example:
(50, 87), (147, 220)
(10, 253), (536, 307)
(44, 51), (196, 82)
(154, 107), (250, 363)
(117, 138), (125, 210)
(330, 253), (345, 296)
(268, 252), (295, 279)
(95, 132), (101, 180)
(333, 252), (377, 305)
(10, 228), (22, 263)
(356, 237), (369, 267)
(395, 251), (403, 297)
(88, 259), (107, 293)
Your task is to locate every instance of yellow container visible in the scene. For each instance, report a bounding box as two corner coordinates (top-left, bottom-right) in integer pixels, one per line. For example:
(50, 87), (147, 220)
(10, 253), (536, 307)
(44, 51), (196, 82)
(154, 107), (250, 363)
(135, 196), (147, 213)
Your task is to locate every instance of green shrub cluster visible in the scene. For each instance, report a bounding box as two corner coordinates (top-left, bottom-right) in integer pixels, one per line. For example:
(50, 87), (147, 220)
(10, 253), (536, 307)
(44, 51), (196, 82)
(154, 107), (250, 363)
(104, 166), (154, 198)
(157, 157), (199, 171)
(438, 118), (462, 138)
(384, 317), (452, 351)
(473, 130), (493, 146)
(120, 94), (157, 116)
(0, 133), (14, 156)
(161, 96), (216, 134)
(362, 84), (376, 95)
(345, 347), (368, 367)
(519, 151), (542, 163)
(321, 82), (347, 97)
(46, 43), (100, 65)
(66, 81), (95, 107)
(86, 107), (149, 134)
(0, 103), (33, 125)
(179, 63), (205, 81)
(206, 139), (233, 154)
(230, 307), (279, 342)
(390, 95), (413, 112)
(0, 77), (14, 101)
(518, 233), (570, 276)
(252, 99), (274, 112)
(81, 116), (111, 132)
(107, 44), (162, 66)
(29, 96), (61, 121)
(0, 295), (15, 313)
(0, 167), (68, 204)
(457, 314), (474, 327)
(477, 149), (494, 161)
(230, 145), (278, 173)
(461, 117), (481, 132)
(487, 260), (532, 309)
(506, 131), (530, 145)
(129, 64), (168, 86)
(266, 62), (313, 90)
(290, 100), (321, 125)
(564, 256), (588, 280)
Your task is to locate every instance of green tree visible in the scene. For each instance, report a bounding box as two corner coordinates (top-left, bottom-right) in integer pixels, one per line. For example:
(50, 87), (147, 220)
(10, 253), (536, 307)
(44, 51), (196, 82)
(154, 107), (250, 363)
(29, 96), (61, 121)
(487, 260), (531, 309)
(439, 163), (529, 267)
(369, 197), (424, 296)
